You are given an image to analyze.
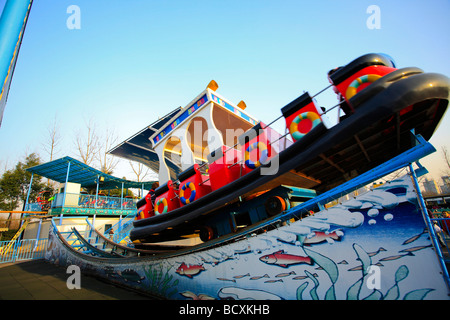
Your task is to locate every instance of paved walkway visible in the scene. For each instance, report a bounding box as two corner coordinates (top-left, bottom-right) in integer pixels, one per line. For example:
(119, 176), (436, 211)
(0, 259), (154, 300)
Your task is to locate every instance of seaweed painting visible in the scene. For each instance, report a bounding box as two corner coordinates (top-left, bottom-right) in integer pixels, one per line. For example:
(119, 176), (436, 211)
(143, 263), (179, 298)
(296, 243), (435, 300)
(296, 247), (338, 300)
(348, 243), (435, 300)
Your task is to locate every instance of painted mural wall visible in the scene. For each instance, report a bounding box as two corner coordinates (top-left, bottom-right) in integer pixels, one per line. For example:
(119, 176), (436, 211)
(45, 175), (450, 300)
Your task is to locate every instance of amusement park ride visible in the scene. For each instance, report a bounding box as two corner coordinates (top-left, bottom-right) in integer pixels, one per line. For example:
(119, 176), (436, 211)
(49, 53), (450, 300)
(129, 53), (449, 244)
(2, 0), (450, 300)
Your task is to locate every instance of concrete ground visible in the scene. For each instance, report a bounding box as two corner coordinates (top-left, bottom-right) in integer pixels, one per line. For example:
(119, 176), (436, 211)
(0, 259), (154, 300)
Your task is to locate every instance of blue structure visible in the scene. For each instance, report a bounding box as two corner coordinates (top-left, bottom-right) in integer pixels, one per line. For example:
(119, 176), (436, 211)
(25, 156), (156, 217)
(0, 0), (33, 126)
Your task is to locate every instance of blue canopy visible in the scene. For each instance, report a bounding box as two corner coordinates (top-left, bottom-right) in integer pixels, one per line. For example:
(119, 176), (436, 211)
(26, 156), (156, 190)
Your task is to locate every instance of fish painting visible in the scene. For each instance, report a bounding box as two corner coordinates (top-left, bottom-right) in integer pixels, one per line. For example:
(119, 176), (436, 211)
(265, 279), (283, 283)
(275, 271), (296, 278)
(303, 230), (343, 245)
(378, 252), (414, 262)
(348, 262), (383, 272)
(402, 229), (427, 245)
(399, 244), (432, 253)
(293, 273), (318, 280)
(118, 269), (145, 283)
(180, 291), (215, 300)
(368, 247), (387, 257)
(217, 278), (236, 283)
(250, 274), (269, 280)
(259, 250), (313, 268)
(176, 263), (205, 278)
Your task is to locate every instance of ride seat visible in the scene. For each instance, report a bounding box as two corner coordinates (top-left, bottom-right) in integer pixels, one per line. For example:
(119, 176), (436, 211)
(136, 191), (154, 220)
(238, 122), (277, 173)
(177, 164), (212, 206)
(328, 53), (397, 110)
(281, 92), (324, 142)
(154, 180), (180, 215)
(207, 145), (243, 191)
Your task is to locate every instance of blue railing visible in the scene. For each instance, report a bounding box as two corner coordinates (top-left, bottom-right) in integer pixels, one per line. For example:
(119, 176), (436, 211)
(104, 211), (136, 244)
(0, 238), (48, 264)
(25, 193), (138, 212)
(430, 210), (450, 264)
(52, 193), (137, 210)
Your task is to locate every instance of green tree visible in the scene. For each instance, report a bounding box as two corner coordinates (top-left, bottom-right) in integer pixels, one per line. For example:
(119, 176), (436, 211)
(0, 153), (46, 210)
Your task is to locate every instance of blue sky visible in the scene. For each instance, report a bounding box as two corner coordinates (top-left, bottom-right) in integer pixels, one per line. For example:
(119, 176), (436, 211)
(0, 0), (449, 182)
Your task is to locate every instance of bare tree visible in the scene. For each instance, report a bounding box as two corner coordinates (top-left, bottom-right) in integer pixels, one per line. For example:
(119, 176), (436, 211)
(74, 118), (99, 166)
(442, 146), (450, 173)
(39, 115), (63, 189)
(42, 114), (62, 162)
(129, 160), (151, 182)
(96, 126), (119, 174)
(129, 161), (157, 197)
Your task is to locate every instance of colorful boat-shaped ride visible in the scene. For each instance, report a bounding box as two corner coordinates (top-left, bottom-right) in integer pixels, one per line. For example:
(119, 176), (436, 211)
(129, 53), (449, 244)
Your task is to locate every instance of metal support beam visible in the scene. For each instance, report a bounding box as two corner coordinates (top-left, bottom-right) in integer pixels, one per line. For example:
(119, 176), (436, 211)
(61, 160), (71, 226)
(23, 173), (33, 212)
(409, 163), (450, 291)
(61, 161), (71, 209)
(121, 182), (124, 210)
(320, 153), (345, 173)
(396, 113), (401, 150)
(18, 172), (33, 235)
(354, 134), (371, 162)
(95, 175), (100, 209)
(33, 217), (42, 251)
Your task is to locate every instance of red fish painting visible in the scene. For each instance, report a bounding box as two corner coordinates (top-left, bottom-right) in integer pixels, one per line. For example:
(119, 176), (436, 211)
(176, 263), (205, 278)
(303, 230), (342, 245)
(259, 250), (313, 268)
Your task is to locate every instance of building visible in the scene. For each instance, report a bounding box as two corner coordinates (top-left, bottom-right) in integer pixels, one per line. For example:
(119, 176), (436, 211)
(440, 176), (450, 194)
(422, 177), (441, 195)
(24, 156), (156, 241)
